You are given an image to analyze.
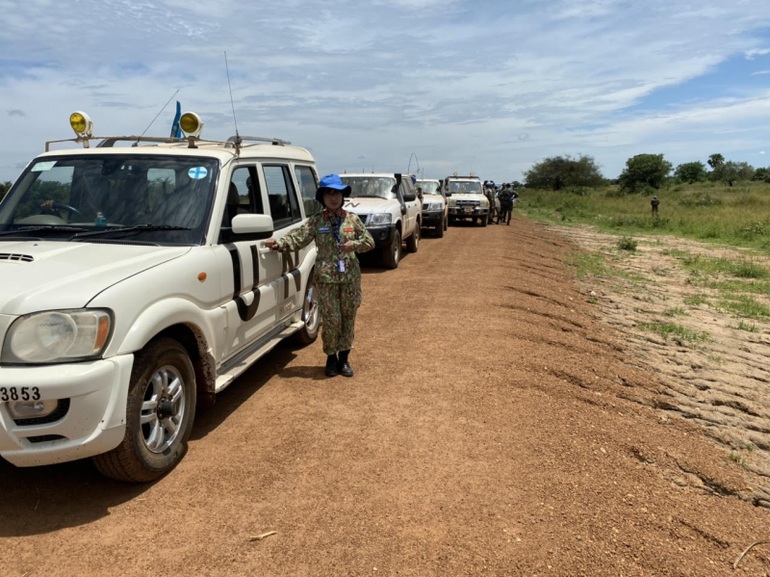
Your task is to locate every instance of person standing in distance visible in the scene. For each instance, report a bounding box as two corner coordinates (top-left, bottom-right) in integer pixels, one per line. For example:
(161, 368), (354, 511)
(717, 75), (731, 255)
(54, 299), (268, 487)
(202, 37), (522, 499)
(264, 174), (375, 377)
(497, 184), (514, 225)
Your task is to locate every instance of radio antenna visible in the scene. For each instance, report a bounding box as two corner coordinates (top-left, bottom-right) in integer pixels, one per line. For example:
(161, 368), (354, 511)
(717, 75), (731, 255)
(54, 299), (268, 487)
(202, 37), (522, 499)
(135, 89), (179, 143)
(224, 51), (240, 145)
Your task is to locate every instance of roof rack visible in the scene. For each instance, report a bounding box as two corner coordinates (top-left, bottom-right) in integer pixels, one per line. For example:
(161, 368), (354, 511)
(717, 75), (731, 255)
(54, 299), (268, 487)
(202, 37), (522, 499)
(227, 135), (290, 146)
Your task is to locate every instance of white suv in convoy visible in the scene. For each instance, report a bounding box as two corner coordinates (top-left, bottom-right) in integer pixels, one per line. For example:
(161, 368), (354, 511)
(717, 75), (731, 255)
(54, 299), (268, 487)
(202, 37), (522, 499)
(0, 111), (322, 481)
(444, 174), (490, 227)
(415, 178), (447, 237)
(339, 172), (421, 269)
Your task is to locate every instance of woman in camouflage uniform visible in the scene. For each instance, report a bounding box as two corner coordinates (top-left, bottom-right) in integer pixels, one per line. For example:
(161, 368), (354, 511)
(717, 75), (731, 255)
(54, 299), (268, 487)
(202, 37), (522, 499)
(264, 174), (374, 377)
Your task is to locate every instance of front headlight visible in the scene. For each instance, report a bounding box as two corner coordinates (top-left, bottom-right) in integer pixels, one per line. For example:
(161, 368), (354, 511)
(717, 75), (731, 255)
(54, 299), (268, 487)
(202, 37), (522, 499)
(2, 309), (112, 364)
(368, 213), (392, 226)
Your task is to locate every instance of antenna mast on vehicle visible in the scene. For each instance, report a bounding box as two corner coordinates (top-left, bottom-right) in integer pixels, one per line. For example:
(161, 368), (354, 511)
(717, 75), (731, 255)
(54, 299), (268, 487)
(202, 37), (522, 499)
(224, 51), (241, 153)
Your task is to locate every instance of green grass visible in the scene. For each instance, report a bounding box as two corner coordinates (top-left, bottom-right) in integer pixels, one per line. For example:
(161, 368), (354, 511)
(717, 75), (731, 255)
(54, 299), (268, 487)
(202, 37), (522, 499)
(717, 295), (770, 319)
(520, 180), (770, 250)
(526, 181), (770, 327)
(617, 236), (638, 251)
(663, 307), (686, 317)
(683, 294), (709, 306)
(565, 252), (613, 280)
(637, 322), (710, 345)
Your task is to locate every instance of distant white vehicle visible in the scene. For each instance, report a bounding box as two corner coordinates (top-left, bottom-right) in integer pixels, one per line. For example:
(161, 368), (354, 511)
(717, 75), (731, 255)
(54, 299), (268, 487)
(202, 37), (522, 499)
(340, 172), (422, 268)
(443, 174), (490, 227)
(416, 178), (448, 237)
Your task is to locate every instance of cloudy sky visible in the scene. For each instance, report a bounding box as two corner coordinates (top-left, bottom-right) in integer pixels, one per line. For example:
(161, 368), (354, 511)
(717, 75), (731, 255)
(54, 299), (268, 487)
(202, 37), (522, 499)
(2, 0), (770, 184)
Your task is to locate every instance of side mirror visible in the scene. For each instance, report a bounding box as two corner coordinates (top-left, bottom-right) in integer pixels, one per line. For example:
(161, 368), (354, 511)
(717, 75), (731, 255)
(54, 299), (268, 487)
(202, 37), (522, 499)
(230, 213), (274, 240)
(402, 192), (416, 202)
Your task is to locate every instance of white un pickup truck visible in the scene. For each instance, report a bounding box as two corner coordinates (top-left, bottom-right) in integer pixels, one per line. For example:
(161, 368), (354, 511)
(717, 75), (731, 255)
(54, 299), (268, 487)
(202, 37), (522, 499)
(339, 172), (422, 268)
(0, 110), (322, 481)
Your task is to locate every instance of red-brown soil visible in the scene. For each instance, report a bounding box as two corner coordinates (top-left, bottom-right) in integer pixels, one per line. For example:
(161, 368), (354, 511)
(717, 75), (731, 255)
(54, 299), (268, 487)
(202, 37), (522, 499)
(1, 216), (769, 576)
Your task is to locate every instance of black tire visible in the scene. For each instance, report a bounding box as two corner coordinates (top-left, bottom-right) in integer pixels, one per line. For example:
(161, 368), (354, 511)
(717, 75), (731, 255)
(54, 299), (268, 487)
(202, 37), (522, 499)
(435, 221), (444, 238)
(382, 229), (401, 269)
(293, 268), (320, 345)
(481, 215), (488, 227)
(406, 224), (420, 253)
(93, 338), (197, 482)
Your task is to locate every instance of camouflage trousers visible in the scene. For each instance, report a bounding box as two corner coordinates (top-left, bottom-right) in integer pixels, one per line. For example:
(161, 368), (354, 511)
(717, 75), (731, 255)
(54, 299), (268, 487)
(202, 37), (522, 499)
(317, 281), (362, 355)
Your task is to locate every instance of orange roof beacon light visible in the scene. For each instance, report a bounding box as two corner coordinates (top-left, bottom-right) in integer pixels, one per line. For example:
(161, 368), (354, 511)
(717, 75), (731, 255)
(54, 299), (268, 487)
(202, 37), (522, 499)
(179, 112), (203, 137)
(69, 111), (93, 147)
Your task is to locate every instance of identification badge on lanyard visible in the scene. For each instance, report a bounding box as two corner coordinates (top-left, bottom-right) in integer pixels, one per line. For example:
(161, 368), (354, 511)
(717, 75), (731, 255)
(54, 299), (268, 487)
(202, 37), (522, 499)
(337, 259), (347, 273)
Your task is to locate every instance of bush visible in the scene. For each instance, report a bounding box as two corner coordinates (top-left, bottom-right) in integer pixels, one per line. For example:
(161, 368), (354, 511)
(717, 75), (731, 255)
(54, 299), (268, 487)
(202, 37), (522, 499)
(617, 236), (638, 251)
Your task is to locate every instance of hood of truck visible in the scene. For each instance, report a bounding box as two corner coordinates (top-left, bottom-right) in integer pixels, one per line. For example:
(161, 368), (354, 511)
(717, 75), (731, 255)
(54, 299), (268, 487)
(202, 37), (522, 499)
(0, 240), (190, 315)
(344, 197), (397, 215)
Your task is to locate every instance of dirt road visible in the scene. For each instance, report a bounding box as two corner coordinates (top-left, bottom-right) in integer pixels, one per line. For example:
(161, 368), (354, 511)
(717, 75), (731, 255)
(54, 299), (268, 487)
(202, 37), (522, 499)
(2, 217), (769, 576)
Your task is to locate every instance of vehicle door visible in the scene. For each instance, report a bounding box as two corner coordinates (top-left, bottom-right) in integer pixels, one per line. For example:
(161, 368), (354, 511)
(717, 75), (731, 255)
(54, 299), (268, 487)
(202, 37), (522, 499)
(262, 163), (313, 326)
(399, 178), (419, 234)
(216, 164), (283, 360)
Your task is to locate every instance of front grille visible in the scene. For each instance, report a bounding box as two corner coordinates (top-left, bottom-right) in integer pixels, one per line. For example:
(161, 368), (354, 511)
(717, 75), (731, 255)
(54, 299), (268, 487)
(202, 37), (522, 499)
(455, 200), (480, 208)
(0, 253), (33, 263)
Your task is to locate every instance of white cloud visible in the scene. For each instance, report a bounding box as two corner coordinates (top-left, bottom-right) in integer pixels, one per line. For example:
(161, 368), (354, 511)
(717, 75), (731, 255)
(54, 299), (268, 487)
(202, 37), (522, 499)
(2, 0), (770, 182)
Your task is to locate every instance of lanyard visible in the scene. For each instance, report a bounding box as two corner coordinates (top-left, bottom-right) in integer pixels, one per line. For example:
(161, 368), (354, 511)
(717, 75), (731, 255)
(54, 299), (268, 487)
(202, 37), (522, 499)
(326, 211), (344, 255)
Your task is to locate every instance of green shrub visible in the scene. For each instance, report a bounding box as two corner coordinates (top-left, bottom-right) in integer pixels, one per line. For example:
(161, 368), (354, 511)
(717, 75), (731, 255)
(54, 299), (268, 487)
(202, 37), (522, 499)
(617, 236), (638, 251)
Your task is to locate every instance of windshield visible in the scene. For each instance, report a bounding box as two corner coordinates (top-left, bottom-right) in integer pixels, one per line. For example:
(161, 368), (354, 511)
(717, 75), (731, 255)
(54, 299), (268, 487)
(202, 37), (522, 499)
(340, 176), (397, 200)
(0, 154), (218, 245)
(417, 180), (441, 195)
(446, 180), (482, 194)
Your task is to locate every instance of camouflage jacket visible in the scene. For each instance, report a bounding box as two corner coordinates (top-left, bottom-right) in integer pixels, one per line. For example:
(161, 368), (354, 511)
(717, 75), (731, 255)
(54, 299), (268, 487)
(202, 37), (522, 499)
(275, 209), (374, 284)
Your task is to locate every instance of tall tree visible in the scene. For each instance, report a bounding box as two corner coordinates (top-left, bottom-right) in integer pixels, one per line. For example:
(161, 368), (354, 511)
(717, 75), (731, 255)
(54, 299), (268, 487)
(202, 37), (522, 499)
(674, 161), (707, 184)
(618, 153), (672, 193)
(707, 153), (724, 170)
(524, 154), (605, 190)
(714, 161), (755, 186)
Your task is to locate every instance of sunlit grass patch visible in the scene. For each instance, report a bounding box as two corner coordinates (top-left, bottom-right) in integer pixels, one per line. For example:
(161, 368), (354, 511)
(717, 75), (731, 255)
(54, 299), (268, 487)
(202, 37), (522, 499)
(683, 294), (709, 306)
(734, 320), (758, 332)
(717, 295), (770, 320)
(663, 307), (686, 317)
(637, 321), (710, 345)
(565, 252), (611, 280)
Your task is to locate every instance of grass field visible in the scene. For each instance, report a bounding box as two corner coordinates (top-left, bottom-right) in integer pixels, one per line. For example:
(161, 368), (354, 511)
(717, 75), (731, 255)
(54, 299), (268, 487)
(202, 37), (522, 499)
(519, 180), (770, 251)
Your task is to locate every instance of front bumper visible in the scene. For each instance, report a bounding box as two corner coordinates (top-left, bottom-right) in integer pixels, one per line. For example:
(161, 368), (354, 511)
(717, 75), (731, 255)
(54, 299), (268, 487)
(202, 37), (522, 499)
(448, 206), (489, 218)
(0, 355), (134, 467)
(365, 224), (398, 248)
(421, 210), (444, 227)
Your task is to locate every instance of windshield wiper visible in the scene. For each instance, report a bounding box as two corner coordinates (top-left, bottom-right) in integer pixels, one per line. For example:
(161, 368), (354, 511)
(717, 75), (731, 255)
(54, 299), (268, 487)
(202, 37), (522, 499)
(69, 224), (191, 240)
(0, 225), (89, 237)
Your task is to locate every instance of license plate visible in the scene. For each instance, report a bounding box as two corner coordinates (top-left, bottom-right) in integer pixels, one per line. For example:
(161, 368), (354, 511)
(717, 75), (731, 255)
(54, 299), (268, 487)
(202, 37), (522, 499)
(463, 207), (473, 214)
(0, 386), (42, 402)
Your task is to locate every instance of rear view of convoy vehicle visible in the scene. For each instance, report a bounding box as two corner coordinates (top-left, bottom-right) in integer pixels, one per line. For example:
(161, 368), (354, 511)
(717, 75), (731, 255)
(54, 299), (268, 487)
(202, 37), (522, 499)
(339, 172), (421, 269)
(415, 178), (447, 237)
(444, 174), (490, 227)
(0, 111), (322, 481)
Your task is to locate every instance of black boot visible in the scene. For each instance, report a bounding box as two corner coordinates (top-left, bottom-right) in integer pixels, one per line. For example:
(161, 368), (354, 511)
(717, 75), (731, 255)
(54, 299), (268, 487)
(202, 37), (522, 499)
(325, 354), (338, 377)
(337, 350), (354, 377)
